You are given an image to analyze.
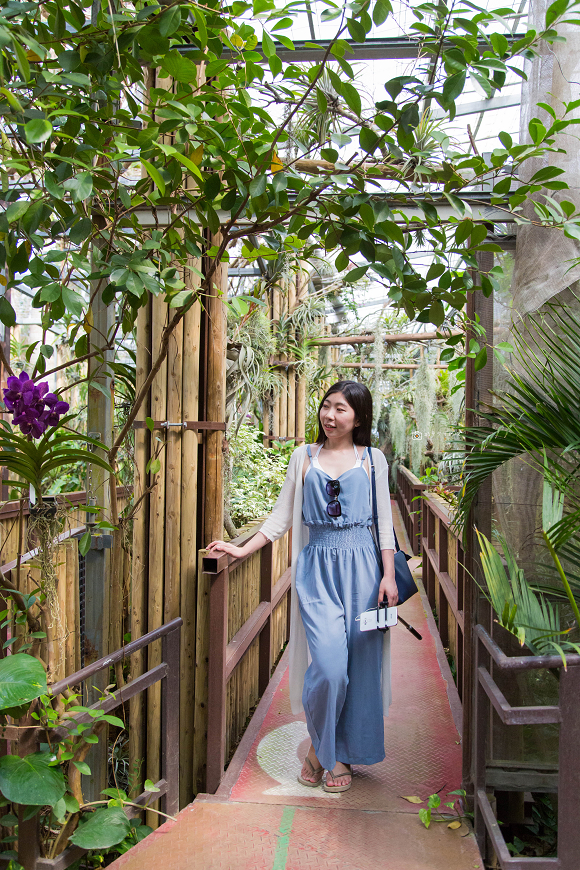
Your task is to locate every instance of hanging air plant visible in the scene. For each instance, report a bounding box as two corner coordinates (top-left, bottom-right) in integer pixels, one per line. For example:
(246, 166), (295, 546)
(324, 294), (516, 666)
(373, 313), (385, 430)
(389, 406), (407, 458)
(448, 370), (465, 425)
(409, 432), (423, 475)
(431, 411), (450, 460)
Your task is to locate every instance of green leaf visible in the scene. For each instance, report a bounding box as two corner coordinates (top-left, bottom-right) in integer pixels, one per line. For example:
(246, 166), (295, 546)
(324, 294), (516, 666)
(346, 18), (366, 42)
(474, 346), (488, 371)
(0, 752), (65, 806)
(455, 220), (474, 245)
(344, 265), (369, 283)
(373, 0), (392, 26)
(359, 126), (379, 153)
(141, 159), (165, 196)
(62, 287), (84, 318)
(340, 82), (361, 118)
(158, 5), (182, 37)
(262, 30), (276, 58)
(159, 50), (198, 83)
(204, 174), (221, 200)
(144, 779), (161, 793)
(24, 119), (53, 145)
(70, 806), (131, 850)
(0, 654), (47, 711)
(73, 761), (91, 776)
(78, 531), (91, 557)
(147, 458), (161, 475)
(0, 297), (16, 328)
(63, 172), (93, 202)
(419, 807), (431, 829)
(429, 300), (445, 327)
(249, 175), (267, 198)
(11, 37), (30, 82)
(192, 7), (207, 48)
(490, 32), (508, 56)
(5, 201), (29, 223)
(546, 0), (569, 27)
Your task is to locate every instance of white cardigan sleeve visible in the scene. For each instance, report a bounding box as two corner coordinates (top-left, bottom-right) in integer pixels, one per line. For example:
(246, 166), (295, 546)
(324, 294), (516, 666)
(259, 447), (301, 542)
(372, 448), (396, 551)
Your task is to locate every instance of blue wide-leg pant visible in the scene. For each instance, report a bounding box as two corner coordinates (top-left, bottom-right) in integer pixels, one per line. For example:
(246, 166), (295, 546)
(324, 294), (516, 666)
(295, 534), (386, 772)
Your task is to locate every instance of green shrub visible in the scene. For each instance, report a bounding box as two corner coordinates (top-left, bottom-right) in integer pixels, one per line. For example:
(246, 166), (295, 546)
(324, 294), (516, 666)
(229, 426), (291, 527)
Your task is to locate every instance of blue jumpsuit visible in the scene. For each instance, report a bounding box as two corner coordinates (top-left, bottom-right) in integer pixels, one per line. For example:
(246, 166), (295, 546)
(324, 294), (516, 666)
(295, 444), (386, 772)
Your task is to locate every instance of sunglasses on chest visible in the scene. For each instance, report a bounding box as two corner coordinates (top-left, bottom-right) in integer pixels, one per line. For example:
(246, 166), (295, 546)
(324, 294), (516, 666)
(325, 479), (341, 517)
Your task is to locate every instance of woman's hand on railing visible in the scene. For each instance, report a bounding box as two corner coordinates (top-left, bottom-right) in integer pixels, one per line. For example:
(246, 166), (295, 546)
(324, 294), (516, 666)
(206, 540), (246, 559)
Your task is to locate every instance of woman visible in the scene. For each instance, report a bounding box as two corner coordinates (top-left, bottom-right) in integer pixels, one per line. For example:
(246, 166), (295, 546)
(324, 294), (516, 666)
(207, 381), (397, 793)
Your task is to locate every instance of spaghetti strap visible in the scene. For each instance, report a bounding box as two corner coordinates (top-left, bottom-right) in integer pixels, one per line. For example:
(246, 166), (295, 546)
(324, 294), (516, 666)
(315, 443), (324, 459)
(306, 444), (312, 459)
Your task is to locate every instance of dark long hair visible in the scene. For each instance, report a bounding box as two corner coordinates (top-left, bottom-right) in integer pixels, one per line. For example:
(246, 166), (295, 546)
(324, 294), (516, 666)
(315, 381), (373, 447)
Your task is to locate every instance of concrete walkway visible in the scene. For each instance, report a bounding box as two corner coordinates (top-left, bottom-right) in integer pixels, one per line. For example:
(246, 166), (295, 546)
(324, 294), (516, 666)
(110, 507), (483, 870)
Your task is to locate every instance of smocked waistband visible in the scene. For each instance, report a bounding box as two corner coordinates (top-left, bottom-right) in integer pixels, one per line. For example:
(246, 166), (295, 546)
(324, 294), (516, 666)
(306, 525), (374, 549)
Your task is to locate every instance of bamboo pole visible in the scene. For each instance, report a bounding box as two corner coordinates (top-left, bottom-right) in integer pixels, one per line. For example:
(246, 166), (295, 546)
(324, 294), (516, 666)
(203, 242), (226, 546)
(164, 320), (183, 623)
(146, 293), (168, 825)
(272, 286), (281, 440)
(180, 298), (200, 806)
(129, 294), (150, 798)
(65, 541), (76, 677)
(312, 329), (463, 346)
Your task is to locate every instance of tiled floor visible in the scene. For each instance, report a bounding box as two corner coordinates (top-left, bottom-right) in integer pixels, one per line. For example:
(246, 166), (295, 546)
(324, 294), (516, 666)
(110, 505), (483, 870)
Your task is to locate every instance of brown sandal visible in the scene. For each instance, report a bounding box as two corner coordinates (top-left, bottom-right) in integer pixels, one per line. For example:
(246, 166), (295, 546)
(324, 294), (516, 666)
(323, 764), (352, 793)
(297, 755), (324, 787)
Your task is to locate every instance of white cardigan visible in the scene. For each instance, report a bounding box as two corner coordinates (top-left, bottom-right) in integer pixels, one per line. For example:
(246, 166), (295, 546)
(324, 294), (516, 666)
(260, 444), (395, 715)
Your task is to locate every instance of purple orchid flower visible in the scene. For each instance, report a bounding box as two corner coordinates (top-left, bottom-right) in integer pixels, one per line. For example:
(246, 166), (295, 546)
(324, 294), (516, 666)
(2, 372), (70, 438)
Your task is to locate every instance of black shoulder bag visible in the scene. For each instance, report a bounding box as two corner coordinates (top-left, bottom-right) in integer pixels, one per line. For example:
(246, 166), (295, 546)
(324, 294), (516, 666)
(369, 449), (422, 640)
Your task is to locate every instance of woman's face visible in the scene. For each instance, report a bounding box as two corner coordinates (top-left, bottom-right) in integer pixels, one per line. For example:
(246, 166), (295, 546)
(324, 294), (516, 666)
(319, 392), (358, 441)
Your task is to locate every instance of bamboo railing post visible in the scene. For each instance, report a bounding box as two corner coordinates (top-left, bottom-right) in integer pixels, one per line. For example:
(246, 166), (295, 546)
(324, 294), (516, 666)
(203, 242), (226, 546)
(180, 298), (200, 805)
(272, 285), (281, 440)
(146, 292), (168, 825)
(129, 293), (151, 797)
(164, 319), (183, 625)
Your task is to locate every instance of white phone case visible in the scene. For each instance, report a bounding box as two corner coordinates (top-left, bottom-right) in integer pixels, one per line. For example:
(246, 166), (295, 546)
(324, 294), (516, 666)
(358, 606), (398, 631)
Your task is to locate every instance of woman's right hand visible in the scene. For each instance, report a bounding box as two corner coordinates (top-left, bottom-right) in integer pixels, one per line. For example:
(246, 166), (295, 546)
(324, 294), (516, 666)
(206, 540), (245, 559)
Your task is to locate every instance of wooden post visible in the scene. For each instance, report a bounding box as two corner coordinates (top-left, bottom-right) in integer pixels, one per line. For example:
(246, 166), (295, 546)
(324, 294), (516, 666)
(146, 293), (168, 825)
(129, 295), (151, 797)
(164, 320), (183, 624)
(203, 240), (226, 546)
(272, 285), (281, 439)
(259, 541), (273, 693)
(180, 299), (200, 805)
(206, 562), (228, 793)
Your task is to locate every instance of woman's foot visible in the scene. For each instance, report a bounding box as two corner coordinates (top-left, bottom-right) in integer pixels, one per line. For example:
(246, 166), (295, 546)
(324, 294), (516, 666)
(297, 746), (324, 787)
(323, 762), (352, 793)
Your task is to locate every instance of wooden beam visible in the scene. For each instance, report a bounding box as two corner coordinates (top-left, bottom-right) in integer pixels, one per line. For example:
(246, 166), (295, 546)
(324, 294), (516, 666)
(311, 329), (463, 346)
(333, 362), (448, 370)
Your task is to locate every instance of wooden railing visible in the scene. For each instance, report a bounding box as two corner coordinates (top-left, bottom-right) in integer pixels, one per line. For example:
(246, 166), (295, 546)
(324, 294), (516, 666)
(395, 465), (426, 555)
(0, 617), (181, 870)
(396, 464), (580, 869)
(201, 523), (291, 793)
(474, 625), (580, 869)
(420, 488), (467, 704)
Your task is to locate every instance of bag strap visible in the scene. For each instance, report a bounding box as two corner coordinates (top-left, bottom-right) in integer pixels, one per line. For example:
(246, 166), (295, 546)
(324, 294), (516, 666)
(368, 448), (400, 555)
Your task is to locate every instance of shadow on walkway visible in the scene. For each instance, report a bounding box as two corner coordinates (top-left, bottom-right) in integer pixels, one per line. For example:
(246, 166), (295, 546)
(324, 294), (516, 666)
(110, 506), (483, 870)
